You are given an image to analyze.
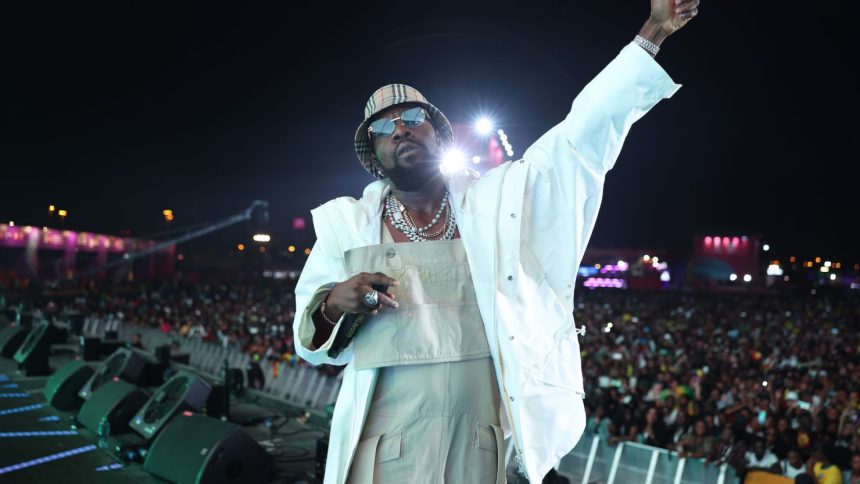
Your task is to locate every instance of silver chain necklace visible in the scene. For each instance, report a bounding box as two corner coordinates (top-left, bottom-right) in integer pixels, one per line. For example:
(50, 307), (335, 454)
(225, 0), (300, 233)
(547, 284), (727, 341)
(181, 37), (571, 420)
(385, 192), (457, 242)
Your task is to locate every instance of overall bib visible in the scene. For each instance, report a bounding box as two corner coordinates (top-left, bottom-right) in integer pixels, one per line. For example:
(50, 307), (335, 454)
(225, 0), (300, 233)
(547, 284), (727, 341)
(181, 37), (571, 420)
(345, 227), (505, 483)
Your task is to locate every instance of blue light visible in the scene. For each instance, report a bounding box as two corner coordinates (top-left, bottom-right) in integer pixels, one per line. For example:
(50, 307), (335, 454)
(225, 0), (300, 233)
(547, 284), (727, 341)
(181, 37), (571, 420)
(0, 403), (44, 416)
(0, 375), (9, 382)
(0, 444), (97, 475)
(0, 430), (78, 438)
(1, 383), (19, 388)
(95, 462), (124, 472)
(0, 393), (31, 398)
(38, 416), (62, 422)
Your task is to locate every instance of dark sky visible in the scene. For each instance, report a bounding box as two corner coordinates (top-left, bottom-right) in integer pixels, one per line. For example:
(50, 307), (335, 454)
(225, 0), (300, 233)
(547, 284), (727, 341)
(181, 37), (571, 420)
(1, 2), (857, 261)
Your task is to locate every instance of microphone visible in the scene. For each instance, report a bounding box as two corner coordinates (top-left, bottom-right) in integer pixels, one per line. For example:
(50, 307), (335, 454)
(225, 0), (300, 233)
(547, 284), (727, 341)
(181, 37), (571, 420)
(326, 277), (389, 358)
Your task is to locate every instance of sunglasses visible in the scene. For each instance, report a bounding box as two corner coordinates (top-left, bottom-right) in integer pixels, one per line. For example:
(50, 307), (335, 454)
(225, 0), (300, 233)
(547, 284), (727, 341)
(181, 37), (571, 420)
(367, 107), (427, 139)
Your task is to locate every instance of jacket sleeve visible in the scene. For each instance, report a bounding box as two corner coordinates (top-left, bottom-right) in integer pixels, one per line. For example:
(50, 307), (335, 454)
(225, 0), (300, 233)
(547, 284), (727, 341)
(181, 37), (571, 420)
(292, 233), (353, 367)
(521, 42), (681, 277)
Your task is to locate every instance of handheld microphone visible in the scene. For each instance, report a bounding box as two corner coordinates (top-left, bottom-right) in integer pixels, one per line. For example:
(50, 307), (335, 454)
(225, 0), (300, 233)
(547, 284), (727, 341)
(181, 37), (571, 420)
(327, 276), (389, 358)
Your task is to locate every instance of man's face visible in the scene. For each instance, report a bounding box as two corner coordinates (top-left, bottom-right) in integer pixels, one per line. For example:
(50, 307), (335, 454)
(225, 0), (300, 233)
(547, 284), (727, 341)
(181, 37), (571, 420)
(370, 102), (445, 191)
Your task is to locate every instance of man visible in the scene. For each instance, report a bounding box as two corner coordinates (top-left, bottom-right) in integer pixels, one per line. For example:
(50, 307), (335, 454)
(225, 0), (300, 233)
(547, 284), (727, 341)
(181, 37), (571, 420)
(293, 1), (699, 482)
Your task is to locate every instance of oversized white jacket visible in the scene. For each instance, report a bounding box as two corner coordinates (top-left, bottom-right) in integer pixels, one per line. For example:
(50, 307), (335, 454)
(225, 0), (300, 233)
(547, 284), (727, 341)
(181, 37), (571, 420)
(293, 42), (680, 483)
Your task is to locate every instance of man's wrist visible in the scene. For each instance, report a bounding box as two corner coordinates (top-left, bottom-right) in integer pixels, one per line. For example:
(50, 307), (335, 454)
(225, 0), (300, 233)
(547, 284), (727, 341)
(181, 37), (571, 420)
(319, 289), (344, 325)
(638, 16), (670, 49)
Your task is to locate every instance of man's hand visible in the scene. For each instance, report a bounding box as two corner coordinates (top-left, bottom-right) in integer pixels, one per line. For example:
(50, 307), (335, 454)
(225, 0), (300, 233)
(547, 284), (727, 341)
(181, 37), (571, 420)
(652, 0), (700, 36)
(325, 272), (399, 318)
(639, 0), (700, 48)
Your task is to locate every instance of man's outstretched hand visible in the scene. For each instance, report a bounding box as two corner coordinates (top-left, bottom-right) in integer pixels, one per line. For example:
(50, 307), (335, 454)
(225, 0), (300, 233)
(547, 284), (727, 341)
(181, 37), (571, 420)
(639, 0), (699, 49)
(652, 0), (700, 36)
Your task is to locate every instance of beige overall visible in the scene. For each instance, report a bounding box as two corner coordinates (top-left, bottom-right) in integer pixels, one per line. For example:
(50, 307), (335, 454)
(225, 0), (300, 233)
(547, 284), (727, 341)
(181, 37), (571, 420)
(344, 227), (505, 484)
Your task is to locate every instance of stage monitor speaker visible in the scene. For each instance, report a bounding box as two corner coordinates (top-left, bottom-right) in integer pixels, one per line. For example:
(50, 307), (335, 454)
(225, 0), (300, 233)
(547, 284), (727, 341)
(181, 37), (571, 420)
(78, 348), (147, 400)
(13, 321), (58, 375)
(0, 326), (28, 358)
(77, 379), (149, 437)
(80, 336), (101, 361)
(143, 414), (273, 484)
(44, 359), (95, 411)
(130, 370), (212, 440)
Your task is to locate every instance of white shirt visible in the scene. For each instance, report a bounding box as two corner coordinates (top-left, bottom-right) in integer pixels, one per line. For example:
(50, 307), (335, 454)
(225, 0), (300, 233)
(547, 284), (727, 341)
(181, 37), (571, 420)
(293, 42), (680, 483)
(746, 450), (779, 469)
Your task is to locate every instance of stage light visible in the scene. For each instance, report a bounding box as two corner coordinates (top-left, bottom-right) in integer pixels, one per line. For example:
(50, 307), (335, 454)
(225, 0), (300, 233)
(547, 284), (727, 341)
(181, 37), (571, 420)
(475, 118), (493, 135)
(7, 221), (13, 227)
(304, 248), (311, 255)
(743, 274), (752, 282)
(252, 234), (271, 243)
(472, 156), (481, 164)
(49, 205), (55, 212)
(824, 261), (832, 267)
(660, 271), (671, 282)
(440, 148), (466, 175)
(830, 274), (836, 281)
(763, 244), (770, 251)
(237, 243), (245, 251)
(790, 256), (796, 263)
(729, 274), (738, 281)
(820, 266), (829, 273)
(762, 381), (768, 387)
(643, 254), (651, 261)
(815, 257), (821, 263)
(287, 245), (296, 253)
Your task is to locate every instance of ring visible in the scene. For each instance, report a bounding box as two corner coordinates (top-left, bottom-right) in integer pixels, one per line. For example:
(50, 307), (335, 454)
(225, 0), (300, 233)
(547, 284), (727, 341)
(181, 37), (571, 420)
(362, 290), (380, 309)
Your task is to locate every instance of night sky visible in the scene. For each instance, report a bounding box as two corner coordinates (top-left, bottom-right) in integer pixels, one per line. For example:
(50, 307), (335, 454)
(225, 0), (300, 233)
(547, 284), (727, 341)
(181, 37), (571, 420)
(2, 2), (857, 261)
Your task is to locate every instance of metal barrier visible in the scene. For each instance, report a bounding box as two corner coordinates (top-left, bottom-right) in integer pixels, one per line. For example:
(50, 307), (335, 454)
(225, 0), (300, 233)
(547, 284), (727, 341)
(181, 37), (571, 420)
(110, 321), (343, 412)
(554, 434), (740, 484)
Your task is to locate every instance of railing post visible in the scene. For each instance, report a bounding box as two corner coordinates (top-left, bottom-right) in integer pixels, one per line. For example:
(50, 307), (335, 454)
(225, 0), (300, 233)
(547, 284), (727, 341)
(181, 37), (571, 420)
(581, 436), (600, 484)
(673, 457), (686, 484)
(644, 449), (660, 484)
(606, 442), (624, 484)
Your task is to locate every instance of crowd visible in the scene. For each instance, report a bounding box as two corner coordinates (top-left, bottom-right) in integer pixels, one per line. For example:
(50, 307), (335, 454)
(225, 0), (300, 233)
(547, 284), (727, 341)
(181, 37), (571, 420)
(3, 274), (860, 481)
(580, 288), (860, 481)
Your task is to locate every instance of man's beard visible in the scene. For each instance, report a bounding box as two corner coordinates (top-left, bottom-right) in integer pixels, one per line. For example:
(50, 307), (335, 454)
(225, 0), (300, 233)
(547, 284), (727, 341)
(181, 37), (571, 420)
(384, 157), (440, 191)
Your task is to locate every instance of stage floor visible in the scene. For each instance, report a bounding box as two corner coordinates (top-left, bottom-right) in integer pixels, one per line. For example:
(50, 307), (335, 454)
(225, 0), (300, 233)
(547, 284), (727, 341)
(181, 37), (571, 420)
(0, 355), (325, 483)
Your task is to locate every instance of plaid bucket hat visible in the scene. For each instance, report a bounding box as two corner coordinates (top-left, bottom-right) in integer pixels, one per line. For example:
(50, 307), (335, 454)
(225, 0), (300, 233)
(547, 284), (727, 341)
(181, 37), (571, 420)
(354, 84), (454, 179)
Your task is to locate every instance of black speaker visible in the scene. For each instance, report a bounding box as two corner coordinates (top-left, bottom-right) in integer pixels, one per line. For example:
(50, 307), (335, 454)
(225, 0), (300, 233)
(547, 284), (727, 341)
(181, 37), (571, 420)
(77, 379), (149, 437)
(44, 360), (95, 410)
(130, 370), (212, 440)
(0, 326), (27, 358)
(144, 414), (274, 484)
(80, 336), (101, 361)
(13, 321), (57, 375)
(78, 348), (147, 400)
(316, 436), (328, 483)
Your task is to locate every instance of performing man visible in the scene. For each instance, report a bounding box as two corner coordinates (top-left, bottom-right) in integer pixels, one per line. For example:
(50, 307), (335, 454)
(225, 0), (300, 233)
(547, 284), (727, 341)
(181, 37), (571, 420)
(293, 1), (700, 482)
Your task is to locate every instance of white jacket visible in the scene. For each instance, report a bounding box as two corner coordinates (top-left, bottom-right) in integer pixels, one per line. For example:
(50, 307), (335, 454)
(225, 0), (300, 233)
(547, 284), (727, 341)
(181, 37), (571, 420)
(293, 42), (680, 483)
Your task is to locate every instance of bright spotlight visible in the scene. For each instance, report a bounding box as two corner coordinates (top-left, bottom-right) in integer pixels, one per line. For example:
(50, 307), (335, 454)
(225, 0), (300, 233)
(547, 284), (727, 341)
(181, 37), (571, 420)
(440, 148), (466, 175)
(743, 274), (752, 282)
(472, 156), (481, 164)
(475, 118), (493, 135)
(252, 233), (271, 243)
(729, 273), (738, 281)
